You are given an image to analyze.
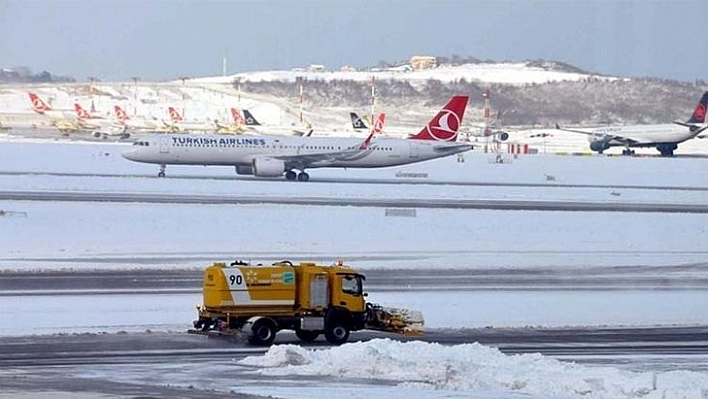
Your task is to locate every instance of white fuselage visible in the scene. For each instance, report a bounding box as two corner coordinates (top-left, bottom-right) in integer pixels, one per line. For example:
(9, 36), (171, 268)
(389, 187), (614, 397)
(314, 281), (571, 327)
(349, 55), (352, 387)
(122, 133), (471, 171)
(587, 123), (697, 146)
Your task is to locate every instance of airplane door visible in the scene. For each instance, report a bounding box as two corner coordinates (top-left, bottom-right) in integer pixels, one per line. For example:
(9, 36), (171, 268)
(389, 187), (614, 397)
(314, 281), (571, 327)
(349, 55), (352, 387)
(409, 142), (419, 158)
(159, 135), (170, 154)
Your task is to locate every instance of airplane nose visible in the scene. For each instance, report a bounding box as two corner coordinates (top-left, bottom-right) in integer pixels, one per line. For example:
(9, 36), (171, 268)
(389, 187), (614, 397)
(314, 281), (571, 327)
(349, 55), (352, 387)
(122, 148), (139, 161)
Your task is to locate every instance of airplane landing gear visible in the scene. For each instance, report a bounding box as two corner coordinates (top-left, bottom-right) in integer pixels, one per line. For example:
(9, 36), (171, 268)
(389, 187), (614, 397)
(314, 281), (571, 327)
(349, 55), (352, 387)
(285, 170), (309, 181)
(158, 164), (166, 178)
(621, 148), (635, 156)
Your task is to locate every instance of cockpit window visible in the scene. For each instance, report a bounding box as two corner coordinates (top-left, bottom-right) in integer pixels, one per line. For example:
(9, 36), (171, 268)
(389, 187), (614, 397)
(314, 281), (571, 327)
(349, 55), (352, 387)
(341, 275), (362, 296)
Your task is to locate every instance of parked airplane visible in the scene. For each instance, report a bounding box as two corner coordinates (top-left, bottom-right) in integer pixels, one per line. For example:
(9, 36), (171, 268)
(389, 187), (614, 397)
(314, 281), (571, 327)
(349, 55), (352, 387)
(75, 103), (130, 139)
(242, 109), (312, 136)
(215, 108), (248, 134)
(27, 93), (79, 132)
(167, 107), (217, 132)
(350, 112), (369, 130)
(122, 96), (472, 181)
(556, 91), (708, 156)
(114, 105), (169, 131)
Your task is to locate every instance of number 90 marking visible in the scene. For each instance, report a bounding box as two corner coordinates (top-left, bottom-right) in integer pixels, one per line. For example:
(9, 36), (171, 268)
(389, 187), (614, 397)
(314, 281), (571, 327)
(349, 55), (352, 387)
(229, 275), (243, 285)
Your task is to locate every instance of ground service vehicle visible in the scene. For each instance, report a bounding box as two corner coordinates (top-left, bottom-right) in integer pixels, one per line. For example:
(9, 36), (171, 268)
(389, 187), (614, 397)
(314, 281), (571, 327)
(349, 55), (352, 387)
(188, 260), (424, 345)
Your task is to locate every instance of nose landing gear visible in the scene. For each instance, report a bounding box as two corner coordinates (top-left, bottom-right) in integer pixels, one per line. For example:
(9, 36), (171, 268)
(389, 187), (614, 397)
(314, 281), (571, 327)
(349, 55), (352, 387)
(158, 164), (166, 178)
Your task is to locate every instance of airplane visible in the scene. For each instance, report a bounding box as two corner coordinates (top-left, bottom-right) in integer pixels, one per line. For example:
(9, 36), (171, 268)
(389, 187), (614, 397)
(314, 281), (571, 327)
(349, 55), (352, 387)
(242, 109), (312, 136)
(555, 91), (708, 156)
(350, 112), (369, 131)
(464, 89), (510, 142)
(122, 95), (473, 181)
(27, 93), (80, 133)
(215, 108), (249, 134)
(167, 106), (217, 132)
(114, 105), (169, 132)
(74, 103), (130, 139)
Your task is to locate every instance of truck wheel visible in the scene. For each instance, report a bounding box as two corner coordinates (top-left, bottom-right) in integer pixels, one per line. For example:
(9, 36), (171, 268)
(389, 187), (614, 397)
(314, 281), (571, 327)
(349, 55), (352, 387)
(324, 321), (350, 345)
(248, 319), (276, 346)
(295, 329), (320, 343)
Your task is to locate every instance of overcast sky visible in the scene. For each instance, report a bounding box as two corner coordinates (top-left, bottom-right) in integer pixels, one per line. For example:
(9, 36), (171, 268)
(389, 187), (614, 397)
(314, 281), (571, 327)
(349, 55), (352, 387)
(1, 0), (705, 82)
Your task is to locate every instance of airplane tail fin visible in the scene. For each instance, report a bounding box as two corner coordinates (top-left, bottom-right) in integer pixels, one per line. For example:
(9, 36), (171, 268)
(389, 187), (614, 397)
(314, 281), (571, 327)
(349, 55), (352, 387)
(410, 96), (469, 141)
(231, 108), (246, 125)
(372, 112), (385, 134)
(687, 91), (708, 124)
(75, 103), (91, 120)
(114, 105), (129, 123)
(358, 113), (386, 150)
(242, 109), (261, 126)
(350, 112), (368, 130)
(168, 107), (183, 122)
(29, 93), (52, 113)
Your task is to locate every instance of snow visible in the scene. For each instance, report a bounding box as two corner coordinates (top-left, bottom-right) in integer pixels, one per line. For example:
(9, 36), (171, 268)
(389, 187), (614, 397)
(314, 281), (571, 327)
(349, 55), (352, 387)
(2, 138), (708, 399)
(3, 290), (707, 337)
(193, 63), (616, 86)
(236, 339), (708, 399)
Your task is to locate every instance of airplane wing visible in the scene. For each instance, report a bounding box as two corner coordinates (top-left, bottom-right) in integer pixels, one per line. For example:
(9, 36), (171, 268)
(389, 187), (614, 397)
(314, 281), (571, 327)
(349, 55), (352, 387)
(673, 121), (708, 136)
(270, 147), (365, 169)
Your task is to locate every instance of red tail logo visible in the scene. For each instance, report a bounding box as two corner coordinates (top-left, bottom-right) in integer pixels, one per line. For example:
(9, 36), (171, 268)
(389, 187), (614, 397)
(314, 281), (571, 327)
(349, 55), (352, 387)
(231, 108), (245, 124)
(411, 96), (468, 141)
(168, 107), (183, 121)
(29, 93), (51, 113)
(75, 103), (91, 120)
(372, 113), (386, 134)
(114, 106), (129, 123)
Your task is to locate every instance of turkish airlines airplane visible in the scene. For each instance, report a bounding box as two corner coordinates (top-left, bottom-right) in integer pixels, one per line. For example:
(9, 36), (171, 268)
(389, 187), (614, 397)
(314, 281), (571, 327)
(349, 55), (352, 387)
(27, 93), (80, 132)
(242, 109), (313, 136)
(556, 91), (708, 156)
(74, 103), (130, 139)
(166, 107), (217, 132)
(114, 105), (169, 131)
(122, 95), (473, 181)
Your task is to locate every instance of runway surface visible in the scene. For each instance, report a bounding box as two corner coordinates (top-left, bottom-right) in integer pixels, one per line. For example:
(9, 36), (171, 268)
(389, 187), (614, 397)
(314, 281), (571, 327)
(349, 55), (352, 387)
(2, 169), (708, 191)
(4, 189), (708, 213)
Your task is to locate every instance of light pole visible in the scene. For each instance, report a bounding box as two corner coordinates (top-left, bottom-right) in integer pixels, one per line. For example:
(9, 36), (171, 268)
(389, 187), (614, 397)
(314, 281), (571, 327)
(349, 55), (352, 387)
(88, 76), (96, 113)
(178, 76), (189, 119)
(131, 77), (139, 116)
(296, 76), (306, 124)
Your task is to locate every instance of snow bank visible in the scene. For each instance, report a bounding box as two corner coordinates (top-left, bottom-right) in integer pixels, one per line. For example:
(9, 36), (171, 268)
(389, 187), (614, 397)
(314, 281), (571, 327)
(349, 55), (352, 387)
(240, 339), (708, 399)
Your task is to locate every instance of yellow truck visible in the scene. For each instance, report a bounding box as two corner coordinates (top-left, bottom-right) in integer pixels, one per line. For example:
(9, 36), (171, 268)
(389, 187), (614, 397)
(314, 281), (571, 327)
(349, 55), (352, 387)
(189, 260), (424, 345)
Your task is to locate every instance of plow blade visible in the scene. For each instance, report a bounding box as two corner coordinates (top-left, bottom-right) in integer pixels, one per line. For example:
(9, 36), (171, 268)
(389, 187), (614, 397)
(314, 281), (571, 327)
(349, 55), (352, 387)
(366, 305), (424, 336)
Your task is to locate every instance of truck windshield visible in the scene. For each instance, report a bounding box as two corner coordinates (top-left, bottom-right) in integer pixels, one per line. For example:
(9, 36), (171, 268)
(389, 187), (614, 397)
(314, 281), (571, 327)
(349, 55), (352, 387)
(341, 275), (362, 296)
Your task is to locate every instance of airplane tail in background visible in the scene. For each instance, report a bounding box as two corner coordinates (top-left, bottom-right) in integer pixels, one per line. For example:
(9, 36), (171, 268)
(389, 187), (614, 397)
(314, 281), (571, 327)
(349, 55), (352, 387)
(29, 93), (52, 114)
(372, 112), (385, 134)
(410, 96), (469, 141)
(242, 109), (261, 126)
(231, 108), (246, 125)
(75, 103), (92, 120)
(687, 91), (708, 124)
(350, 112), (368, 130)
(114, 105), (130, 124)
(168, 107), (183, 122)
(359, 113), (386, 150)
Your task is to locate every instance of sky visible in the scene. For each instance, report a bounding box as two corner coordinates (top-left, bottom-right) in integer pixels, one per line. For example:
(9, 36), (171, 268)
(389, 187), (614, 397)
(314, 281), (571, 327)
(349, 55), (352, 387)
(1, 0), (706, 82)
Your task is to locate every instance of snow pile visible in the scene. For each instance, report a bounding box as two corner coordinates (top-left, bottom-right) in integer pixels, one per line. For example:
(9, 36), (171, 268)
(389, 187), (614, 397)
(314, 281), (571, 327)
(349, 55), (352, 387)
(240, 339), (708, 398)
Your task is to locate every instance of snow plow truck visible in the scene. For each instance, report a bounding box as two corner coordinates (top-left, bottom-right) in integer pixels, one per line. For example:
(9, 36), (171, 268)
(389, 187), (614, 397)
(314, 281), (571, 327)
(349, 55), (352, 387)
(188, 260), (424, 345)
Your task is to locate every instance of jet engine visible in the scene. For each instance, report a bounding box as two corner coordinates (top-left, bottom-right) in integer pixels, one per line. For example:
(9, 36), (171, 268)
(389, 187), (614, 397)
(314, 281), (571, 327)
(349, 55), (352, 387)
(590, 140), (610, 153)
(493, 131), (510, 141)
(252, 157), (286, 177)
(235, 165), (254, 175)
